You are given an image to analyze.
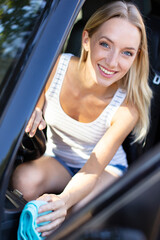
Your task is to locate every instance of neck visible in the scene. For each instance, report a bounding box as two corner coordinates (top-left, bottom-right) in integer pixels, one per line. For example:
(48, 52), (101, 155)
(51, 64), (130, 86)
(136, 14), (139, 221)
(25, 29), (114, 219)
(77, 61), (118, 99)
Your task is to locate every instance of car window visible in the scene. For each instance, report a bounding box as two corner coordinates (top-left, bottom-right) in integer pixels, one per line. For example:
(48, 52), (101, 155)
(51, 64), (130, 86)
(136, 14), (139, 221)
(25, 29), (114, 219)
(0, 0), (47, 102)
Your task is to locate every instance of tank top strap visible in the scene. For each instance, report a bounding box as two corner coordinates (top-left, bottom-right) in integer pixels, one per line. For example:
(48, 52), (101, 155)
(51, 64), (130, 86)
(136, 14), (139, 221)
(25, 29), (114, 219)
(105, 88), (127, 126)
(47, 53), (73, 94)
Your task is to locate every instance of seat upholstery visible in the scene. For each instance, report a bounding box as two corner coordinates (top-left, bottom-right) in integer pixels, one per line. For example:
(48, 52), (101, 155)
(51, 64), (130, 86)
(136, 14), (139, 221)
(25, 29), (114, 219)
(65, 0), (160, 164)
(124, 0), (160, 163)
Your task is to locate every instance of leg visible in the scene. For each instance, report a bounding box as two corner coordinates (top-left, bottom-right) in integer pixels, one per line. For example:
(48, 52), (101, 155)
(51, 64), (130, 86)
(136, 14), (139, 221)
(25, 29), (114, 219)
(72, 168), (120, 212)
(11, 155), (72, 201)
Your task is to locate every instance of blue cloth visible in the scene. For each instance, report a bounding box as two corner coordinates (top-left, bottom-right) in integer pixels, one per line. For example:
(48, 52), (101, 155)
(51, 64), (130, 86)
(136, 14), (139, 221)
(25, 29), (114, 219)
(17, 200), (51, 240)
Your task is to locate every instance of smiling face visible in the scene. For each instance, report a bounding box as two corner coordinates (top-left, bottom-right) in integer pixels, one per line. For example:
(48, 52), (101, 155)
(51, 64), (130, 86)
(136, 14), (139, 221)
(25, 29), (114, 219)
(82, 17), (141, 88)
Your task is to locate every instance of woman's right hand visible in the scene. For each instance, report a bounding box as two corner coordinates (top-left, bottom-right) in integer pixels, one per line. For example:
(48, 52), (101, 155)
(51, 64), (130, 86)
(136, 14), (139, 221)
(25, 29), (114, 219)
(25, 107), (46, 137)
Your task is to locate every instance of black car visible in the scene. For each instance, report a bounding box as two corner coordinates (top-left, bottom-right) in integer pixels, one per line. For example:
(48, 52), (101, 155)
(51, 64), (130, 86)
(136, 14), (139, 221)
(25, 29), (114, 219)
(0, 0), (160, 240)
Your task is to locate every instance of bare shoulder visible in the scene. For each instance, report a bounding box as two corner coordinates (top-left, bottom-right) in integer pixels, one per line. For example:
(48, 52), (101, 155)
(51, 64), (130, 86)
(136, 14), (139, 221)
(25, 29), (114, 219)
(68, 55), (79, 72)
(70, 55), (79, 63)
(111, 100), (139, 130)
(44, 54), (62, 92)
(45, 54), (79, 93)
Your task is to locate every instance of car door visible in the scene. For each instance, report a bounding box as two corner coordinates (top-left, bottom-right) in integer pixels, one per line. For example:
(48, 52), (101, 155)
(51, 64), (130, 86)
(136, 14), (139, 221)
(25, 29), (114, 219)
(0, 0), (85, 239)
(47, 143), (160, 240)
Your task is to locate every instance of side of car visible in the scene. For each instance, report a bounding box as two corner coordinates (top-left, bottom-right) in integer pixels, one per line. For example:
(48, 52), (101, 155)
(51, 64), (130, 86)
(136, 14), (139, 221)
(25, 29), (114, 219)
(48, 143), (160, 240)
(48, 0), (160, 239)
(0, 0), (84, 239)
(0, 0), (159, 239)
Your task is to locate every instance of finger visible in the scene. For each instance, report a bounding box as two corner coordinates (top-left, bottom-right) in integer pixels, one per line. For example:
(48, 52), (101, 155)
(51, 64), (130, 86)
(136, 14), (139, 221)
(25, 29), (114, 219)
(37, 194), (53, 202)
(38, 119), (46, 130)
(25, 111), (36, 133)
(40, 222), (62, 237)
(29, 109), (43, 137)
(29, 117), (41, 137)
(26, 108), (43, 137)
(37, 216), (65, 234)
(41, 229), (58, 238)
(37, 208), (67, 224)
(38, 198), (65, 213)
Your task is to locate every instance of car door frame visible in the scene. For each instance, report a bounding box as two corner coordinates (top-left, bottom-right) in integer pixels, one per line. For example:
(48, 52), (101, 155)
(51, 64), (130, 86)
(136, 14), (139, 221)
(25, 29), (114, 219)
(0, 0), (85, 238)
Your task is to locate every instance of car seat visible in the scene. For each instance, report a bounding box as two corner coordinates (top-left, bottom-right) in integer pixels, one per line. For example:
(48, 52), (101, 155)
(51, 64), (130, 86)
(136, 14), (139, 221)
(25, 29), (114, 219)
(65, 0), (111, 56)
(125, 0), (160, 162)
(65, 0), (160, 165)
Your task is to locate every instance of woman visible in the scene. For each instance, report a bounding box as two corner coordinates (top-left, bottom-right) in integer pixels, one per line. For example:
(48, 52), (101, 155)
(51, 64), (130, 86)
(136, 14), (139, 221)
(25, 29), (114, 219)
(12, 1), (152, 237)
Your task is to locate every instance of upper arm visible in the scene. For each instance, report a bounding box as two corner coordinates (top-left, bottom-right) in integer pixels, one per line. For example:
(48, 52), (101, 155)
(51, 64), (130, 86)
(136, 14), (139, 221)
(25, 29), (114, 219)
(81, 102), (139, 175)
(36, 55), (61, 109)
(44, 54), (61, 93)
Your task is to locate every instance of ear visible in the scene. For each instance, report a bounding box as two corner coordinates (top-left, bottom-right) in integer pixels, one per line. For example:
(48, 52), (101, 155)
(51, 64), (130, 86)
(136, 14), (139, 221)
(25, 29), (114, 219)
(82, 30), (90, 51)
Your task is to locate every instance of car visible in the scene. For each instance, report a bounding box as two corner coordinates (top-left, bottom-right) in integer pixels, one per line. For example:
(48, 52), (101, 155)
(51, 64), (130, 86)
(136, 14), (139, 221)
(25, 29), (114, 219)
(0, 0), (159, 240)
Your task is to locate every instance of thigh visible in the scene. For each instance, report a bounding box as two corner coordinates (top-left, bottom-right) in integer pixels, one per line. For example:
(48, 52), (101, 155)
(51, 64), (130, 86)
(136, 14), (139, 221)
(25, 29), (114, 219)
(12, 155), (72, 198)
(33, 155), (72, 193)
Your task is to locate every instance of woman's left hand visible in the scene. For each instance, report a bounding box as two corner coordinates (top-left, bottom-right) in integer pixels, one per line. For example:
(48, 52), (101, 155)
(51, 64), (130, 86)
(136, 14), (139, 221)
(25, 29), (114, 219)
(36, 194), (67, 237)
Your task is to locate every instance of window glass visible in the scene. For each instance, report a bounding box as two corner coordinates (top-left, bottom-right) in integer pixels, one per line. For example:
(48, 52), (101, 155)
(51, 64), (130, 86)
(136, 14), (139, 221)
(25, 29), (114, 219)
(0, 0), (47, 90)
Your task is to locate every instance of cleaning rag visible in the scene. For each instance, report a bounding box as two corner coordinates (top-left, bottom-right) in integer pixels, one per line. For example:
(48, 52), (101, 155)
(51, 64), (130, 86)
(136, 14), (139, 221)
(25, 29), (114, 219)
(17, 200), (51, 240)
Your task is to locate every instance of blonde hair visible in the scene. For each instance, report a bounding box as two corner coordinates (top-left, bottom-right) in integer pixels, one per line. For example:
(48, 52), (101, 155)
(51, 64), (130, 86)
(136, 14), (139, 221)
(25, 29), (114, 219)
(80, 1), (152, 143)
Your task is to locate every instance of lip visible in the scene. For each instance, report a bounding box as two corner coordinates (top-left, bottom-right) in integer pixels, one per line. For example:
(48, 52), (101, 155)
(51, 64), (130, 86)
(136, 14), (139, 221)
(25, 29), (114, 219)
(98, 64), (117, 77)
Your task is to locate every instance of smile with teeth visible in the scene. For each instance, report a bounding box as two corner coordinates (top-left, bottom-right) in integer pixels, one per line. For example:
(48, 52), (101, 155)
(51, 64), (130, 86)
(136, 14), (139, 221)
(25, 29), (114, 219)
(99, 65), (116, 75)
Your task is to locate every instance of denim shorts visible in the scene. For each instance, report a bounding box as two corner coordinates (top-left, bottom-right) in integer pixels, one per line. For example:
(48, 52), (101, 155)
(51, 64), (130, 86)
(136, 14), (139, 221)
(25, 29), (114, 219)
(105, 164), (127, 177)
(47, 154), (127, 177)
(52, 155), (80, 176)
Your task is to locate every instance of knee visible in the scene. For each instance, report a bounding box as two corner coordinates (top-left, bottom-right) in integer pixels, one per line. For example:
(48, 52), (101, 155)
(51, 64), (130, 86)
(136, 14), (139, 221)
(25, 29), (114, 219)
(11, 162), (44, 201)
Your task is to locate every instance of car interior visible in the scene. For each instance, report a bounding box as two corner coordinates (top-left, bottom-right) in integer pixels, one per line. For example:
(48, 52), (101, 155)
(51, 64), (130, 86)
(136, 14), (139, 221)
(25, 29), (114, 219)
(2, 0), (160, 239)
(51, 1), (160, 238)
(47, 142), (160, 240)
(64, 0), (160, 165)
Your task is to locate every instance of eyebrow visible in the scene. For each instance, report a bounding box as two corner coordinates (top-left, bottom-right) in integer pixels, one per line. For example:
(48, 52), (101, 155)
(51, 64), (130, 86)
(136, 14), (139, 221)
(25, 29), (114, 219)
(100, 36), (137, 51)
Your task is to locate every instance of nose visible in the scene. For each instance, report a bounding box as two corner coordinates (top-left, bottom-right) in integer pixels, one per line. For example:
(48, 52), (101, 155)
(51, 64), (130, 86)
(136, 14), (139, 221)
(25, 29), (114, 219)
(105, 49), (118, 69)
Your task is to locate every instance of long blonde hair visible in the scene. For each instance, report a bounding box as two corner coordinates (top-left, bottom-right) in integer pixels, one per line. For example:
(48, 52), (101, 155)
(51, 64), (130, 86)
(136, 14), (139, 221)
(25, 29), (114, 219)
(80, 1), (152, 143)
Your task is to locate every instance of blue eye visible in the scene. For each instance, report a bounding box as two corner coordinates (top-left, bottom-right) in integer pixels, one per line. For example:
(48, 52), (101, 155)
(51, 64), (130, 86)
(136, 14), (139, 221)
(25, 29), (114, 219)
(100, 42), (109, 48)
(123, 51), (133, 56)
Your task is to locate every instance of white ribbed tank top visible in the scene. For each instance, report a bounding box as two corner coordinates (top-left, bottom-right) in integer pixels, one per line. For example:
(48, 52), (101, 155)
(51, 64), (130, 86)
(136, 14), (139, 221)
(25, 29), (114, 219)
(43, 54), (128, 168)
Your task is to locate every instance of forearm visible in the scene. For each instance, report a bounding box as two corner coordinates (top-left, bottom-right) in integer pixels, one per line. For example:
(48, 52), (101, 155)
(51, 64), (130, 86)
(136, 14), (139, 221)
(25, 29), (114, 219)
(59, 171), (98, 210)
(36, 91), (45, 110)
(25, 91), (46, 136)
